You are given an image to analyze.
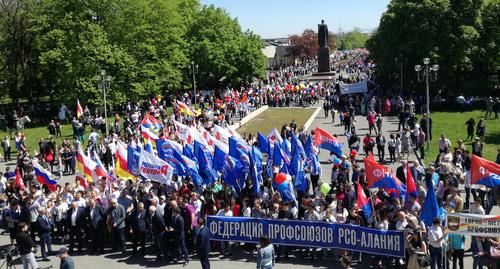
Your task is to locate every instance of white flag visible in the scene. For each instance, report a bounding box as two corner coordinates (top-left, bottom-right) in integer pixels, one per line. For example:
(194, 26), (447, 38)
(138, 149), (173, 185)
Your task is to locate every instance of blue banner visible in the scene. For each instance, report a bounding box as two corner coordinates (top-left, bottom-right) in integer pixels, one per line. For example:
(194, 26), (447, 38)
(207, 216), (405, 257)
(340, 81), (368, 95)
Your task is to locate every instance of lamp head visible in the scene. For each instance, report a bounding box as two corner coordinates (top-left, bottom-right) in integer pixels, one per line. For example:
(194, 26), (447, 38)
(414, 65), (422, 72)
(423, 58), (430, 65)
(432, 64), (439, 71)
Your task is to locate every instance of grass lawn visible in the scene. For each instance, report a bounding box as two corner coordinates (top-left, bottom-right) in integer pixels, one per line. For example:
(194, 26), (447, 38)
(0, 122), (85, 155)
(237, 108), (316, 136)
(424, 110), (500, 164)
(0, 107), (177, 155)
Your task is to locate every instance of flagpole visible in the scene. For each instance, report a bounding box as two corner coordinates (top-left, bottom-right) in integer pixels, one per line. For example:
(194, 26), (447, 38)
(369, 189), (379, 226)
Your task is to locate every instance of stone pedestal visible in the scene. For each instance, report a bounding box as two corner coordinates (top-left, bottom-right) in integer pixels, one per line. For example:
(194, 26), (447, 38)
(317, 47), (331, 73)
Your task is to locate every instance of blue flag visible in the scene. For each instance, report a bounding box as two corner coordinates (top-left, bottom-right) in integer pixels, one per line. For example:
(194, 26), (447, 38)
(172, 149), (203, 186)
(127, 146), (141, 176)
(273, 141), (290, 167)
(290, 133), (305, 158)
(420, 174), (440, 227)
(249, 146), (263, 195)
(229, 137), (251, 172)
(305, 135), (321, 176)
(183, 143), (196, 160)
(280, 139), (291, 156)
(156, 139), (187, 176)
(257, 132), (270, 154)
(194, 140), (218, 185)
(213, 146), (244, 193)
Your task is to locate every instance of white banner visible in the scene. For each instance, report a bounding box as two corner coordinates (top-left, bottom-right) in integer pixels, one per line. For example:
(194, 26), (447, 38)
(446, 212), (500, 238)
(340, 81), (368, 95)
(138, 149), (173, 185)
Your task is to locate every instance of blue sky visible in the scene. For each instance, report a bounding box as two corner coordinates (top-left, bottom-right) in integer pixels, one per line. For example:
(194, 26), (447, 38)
(200, 0), (391, 38)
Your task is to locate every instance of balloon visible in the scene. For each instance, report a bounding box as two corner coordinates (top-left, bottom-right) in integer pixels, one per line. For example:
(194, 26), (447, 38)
(274, 173), (287, 184)
(350, 149), (357, 157)
(320, 183), (331, 195)
(285, 174), (292, 183)
(277, 181), (289, 192)
(330, 156), (341, 166)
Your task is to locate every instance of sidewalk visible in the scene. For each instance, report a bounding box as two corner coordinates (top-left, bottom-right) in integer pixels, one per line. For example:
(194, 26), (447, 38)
(308, 106), (418, 181)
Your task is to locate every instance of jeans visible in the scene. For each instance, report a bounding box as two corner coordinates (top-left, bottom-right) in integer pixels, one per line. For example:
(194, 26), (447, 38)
(430, 245), (443, 269)
(21, 252), (38, 269)
(452, 249), (464, 269)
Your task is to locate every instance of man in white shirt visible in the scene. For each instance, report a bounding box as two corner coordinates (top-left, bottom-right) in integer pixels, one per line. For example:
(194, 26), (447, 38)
(428, 218), (446, 269)
(438, 134), (451, 154)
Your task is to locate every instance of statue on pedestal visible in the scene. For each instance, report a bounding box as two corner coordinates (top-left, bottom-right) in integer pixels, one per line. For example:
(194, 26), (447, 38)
(317, 20), (331, 73)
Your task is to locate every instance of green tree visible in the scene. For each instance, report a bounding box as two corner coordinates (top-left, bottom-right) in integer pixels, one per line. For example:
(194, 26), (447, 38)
(187, 5), (266, 88)
(367, 0), (497, 96)
(339, 29), (369, 50)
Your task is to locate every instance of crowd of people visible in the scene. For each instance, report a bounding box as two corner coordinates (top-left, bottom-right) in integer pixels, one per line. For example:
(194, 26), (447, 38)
(0, 51), (497, 269)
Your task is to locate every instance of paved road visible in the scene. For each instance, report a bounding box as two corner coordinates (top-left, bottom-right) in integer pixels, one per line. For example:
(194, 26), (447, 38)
(0, 104), (497, 269)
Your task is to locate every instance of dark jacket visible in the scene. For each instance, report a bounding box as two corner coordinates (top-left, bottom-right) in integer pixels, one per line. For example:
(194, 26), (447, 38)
(396, 165), (407, 185)
(131, 209), (148, 233)
(195, 225), (211, 255)
(16, 231), (37, 255)
(107, 204), (126, 230)
(172, 214), (185, 240)
(66, 206), (86, 230)
(151, 212), (166, 234)
(86, 205), (105, 229)
(36, 214), (52, 235)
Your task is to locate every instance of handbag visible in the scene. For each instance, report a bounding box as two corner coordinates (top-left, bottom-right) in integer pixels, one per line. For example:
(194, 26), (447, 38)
(490, 245), (500, 259)
(417, 252), (431, 267)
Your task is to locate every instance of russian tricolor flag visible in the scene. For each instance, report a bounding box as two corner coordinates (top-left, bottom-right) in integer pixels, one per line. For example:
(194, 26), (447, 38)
(33, 160), (57, 192)
(357, 183), (372, 220)
(471, 155), (500, 187)
(141, 126), (159, 141)
(141, 113), (163, 134)
(313, 127), (343, 157)
(364, 157), (406, 195)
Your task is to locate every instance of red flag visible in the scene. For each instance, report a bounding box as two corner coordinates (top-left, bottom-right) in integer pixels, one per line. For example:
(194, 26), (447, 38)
(405, 165), (418, 200)
(470, 155), (500, 187)
(15, 169), (25, 190)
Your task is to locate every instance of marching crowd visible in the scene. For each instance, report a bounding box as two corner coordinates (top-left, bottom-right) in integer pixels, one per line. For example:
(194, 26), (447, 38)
(0, 52), (497, 269)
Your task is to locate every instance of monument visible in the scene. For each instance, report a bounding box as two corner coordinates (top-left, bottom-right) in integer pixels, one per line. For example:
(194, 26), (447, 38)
(308, 20), (335, 80)
(317, 20), (331, 73)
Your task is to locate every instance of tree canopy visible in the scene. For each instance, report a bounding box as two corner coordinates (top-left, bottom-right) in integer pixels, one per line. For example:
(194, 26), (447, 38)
(0, 0), (267, 105)
(338, 29), (369, 50)
(289, 29), (336, 61)
(367, 0), (499, 96)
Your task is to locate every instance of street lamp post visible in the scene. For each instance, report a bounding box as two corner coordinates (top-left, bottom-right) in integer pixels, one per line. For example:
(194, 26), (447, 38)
(415, 58), (439, 150)
(97, 70), (112, 135)
(189, 61), (199, 106)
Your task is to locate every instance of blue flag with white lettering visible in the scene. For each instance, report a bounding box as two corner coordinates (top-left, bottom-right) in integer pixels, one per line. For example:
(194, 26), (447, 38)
(194, 140), (218, 185)
(172, 149), (203, 186)
(250, 146), (263, 195)
(156, 139), (186, 176)
(305, 135), (321, 176)
(213, 146), (244, 193)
